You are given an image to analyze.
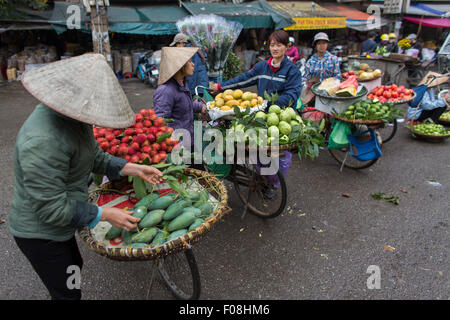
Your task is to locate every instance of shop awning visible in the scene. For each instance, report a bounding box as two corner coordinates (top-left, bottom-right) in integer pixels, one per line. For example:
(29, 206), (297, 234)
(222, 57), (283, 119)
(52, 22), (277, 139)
(0, 23), (53, 33)
(180, 0), (294, 29)
(267, 1), (347, 30)
(48, 2), (191, 35)
(406, 3), (449, 17)
(403, 16), (450, 28)
(320, 3), (387, 31)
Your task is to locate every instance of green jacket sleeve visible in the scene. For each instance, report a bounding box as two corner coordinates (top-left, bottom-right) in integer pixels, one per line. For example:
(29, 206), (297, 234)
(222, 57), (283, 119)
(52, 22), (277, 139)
(19, 136), (98, 228)
(92, 142), (128, 181)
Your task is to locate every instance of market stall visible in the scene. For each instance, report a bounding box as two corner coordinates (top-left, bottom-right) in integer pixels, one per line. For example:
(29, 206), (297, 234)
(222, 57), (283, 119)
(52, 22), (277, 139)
(345, 54), (417, 86)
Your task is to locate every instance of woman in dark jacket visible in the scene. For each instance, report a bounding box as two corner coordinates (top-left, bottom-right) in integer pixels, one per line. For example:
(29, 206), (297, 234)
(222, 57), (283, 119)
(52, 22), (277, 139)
(211, 30), (301, 197)
(170, 33), (210, 97)
(153, 46), (209, 149)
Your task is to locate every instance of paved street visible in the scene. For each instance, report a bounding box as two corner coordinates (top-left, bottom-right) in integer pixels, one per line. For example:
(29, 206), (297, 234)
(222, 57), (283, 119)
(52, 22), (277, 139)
(0, 79), (448, 300)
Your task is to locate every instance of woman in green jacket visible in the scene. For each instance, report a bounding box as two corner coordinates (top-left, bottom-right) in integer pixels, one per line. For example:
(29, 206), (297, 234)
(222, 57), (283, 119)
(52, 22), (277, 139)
(9, 53), (162, 300)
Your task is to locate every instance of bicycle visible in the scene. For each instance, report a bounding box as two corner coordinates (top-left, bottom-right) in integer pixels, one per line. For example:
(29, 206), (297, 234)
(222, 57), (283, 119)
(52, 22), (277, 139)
(84, 168), (231, 300)
(193, 86), (288, 219)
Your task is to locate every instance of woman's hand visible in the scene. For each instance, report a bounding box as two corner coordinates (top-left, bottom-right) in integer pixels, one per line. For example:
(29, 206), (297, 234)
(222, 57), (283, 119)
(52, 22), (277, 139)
(120, 163), (163, 185)
(201, 104), (211, 122)
(210, 83), (219, 94)
(101, 207), (140, 232)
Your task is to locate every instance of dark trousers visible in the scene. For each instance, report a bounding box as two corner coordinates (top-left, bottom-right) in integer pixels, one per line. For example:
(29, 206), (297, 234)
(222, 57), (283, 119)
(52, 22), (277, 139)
(14, 236), (83, 300)
(416, 107), (446, 123)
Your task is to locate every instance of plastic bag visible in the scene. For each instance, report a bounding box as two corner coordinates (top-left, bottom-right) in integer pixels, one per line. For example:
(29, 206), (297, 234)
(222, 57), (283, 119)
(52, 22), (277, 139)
(318, 77), (340, 96)
(302, 108), (326, 124)
(256, 151), (292, 189)
(328, 121), (351, 150)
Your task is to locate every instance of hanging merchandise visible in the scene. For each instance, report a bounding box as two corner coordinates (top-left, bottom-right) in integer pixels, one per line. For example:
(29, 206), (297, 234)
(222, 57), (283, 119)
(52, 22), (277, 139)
(176, 14), (243, 75)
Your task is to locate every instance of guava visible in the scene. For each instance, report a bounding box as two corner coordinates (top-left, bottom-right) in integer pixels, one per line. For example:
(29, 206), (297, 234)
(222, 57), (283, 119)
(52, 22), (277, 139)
(266, 113), (279, 126)
(268, 125), (279, 137)
(268, 104), (281, 114)
(278, 121), (292, 136)
(255, 111), (267, 121)
(279, 110), (292, 122)
(285, 107), (297, 119)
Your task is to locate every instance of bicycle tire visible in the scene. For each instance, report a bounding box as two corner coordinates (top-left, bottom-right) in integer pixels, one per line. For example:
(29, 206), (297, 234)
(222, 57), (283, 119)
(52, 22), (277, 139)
(157, 248), (201, 300)
(232, 164), (287, 219)
(379, 119), (398, 143)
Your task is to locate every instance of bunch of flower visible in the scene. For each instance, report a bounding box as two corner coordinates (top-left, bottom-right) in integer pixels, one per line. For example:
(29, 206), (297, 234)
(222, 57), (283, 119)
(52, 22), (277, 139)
(398, 38), (411, 50)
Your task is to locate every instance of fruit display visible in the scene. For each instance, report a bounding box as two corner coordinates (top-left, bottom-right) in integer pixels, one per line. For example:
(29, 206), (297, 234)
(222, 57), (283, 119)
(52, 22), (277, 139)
(224, 105), (325, 159)
(209, 89), (264, 111)
(411, 123), (449, 136)
(439, 111), (450, 122)
(366, 84), (414, 104)
(336, 75), (359, 97)
(343, 61), (382, 81)
(315, 76), (362, 98)
(93, 108), (178, 165)
(338, 100), (404, 122)
(104, 164), (218, 248)
(375, 46), (389, 56)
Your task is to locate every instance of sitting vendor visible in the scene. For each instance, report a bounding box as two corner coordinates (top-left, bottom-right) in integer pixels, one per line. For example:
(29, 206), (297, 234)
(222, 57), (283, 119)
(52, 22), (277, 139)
(407, 72), (449, 123)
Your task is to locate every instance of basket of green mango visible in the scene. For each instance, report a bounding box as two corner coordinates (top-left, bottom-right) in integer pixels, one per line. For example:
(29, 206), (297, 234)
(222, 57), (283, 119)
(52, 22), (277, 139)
(334, 100), (404, 125)
(78, 167), (231, 261)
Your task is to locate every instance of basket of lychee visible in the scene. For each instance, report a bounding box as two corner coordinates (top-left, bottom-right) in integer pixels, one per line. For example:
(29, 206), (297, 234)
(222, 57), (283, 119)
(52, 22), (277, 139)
(93, 108), (178, 164)
(366, 84), (416, 105)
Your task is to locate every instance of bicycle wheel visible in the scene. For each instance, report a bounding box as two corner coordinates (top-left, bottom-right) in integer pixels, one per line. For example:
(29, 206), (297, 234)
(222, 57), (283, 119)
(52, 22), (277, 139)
(327, 125), (379, 170)
(232, 163), (287, 218)
(377, 119), (398, 143)
(157, 248), (201, 300)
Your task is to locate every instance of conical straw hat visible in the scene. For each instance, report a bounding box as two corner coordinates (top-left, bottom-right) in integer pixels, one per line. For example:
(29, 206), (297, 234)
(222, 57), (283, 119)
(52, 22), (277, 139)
(158, 46), (199, 85)
(418, 72), (449, 88)
(21, 53), (135, 128)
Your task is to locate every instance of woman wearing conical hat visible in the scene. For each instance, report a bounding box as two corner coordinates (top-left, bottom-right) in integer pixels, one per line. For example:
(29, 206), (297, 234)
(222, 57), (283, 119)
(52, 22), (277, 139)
(9, 53), (162, 300)
(407, 72), (450, 123)
(153, 46), (209, 146)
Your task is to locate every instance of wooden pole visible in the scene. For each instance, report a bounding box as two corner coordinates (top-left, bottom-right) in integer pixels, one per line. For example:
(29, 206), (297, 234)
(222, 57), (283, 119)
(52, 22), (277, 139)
(417, 15), (423, 39)
(89, 0), (112, 67)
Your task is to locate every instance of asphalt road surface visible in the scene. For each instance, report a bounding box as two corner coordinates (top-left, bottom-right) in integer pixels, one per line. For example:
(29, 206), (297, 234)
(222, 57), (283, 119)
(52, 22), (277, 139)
(0, 79), (448, 300)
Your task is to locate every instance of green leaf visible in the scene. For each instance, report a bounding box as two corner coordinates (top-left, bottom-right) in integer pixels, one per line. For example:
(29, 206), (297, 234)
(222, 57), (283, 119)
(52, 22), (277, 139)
(254, 118), (267, 128)
(152, 163), (172, 169)
(156, 132), (171, 143)
(141, 157), (151, 165)
(133, 177), (147, 200)
(93, 174), (104, 187)
(144, 180), (154, 193)
(233, 105), (241, 118)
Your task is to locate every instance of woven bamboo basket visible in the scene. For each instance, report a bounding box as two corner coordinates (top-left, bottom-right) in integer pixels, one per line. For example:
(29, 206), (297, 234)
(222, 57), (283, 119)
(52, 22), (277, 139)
(409, 127), (450, 143)
(78, 168), (231, 261)
(244, 142), (299, 153)
(333, 114), (384, 125)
